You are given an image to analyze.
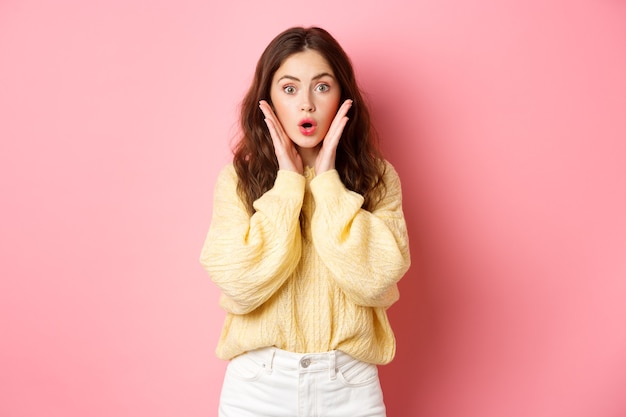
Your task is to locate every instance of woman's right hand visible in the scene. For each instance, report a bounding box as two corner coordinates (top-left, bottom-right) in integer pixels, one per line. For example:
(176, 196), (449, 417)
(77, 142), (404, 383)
(259, 100), (303, 174)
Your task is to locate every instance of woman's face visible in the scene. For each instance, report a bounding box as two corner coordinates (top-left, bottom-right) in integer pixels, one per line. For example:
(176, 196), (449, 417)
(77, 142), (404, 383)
(269, 49), (341, 153)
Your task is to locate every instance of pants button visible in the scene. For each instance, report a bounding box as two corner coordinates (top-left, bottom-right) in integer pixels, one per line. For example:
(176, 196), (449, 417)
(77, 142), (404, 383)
(300, 358), (311, 368)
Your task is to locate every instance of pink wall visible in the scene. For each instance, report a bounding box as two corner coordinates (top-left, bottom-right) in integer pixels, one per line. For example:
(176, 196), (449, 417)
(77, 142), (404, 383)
(1, 1), (625, 416)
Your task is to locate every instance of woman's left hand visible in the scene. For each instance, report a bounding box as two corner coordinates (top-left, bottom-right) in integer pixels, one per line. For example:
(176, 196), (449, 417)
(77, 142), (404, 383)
(314, 99), (353, 174)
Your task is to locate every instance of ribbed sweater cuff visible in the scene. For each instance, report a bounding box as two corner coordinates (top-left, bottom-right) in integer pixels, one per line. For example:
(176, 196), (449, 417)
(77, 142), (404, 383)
(309, 169), (364, 208)
(274, 169), (306, 195)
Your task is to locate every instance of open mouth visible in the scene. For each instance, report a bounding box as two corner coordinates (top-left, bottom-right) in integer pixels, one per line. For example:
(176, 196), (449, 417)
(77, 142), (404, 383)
(299, 119), (317, 136)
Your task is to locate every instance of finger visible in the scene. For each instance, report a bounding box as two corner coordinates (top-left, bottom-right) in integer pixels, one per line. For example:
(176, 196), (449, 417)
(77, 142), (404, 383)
(259, 100), (282, 130)
(316, 105), (351, 173)
(262, 116), (284, 152)
(263, 115), (293, 158)
(324, 99), (353, 145)
(259, 101), (289, 143)
(337, 98), (353, 117)
(328, 116), (349, 143)
(264, 116), (303, 173)
(327, 99), (353, 137)
(258, 100), (275, 120)
(333, 99), (353, 123)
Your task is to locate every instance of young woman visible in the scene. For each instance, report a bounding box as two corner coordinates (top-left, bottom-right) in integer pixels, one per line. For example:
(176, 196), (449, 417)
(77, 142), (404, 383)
(200, 26), (410, 417)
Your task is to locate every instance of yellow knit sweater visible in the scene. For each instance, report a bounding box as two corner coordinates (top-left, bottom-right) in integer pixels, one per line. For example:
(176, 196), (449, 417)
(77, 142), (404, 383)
(200, 161), (410, 365)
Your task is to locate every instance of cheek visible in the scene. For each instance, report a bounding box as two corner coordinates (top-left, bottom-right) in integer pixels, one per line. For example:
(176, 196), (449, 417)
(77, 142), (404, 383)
(327, 90), (341, 109)
(322, 96), (341, 121)
(271, 104), (290, 127)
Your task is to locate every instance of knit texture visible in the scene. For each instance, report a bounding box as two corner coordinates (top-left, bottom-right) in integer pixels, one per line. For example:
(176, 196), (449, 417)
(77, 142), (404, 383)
(200, 161), (410, 365)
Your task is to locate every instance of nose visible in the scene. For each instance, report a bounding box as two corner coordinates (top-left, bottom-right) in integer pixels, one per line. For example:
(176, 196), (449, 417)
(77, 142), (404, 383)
(300, 95), (315, 112)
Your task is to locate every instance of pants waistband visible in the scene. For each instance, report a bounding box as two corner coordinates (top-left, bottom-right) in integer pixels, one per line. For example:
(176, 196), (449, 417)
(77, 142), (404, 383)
(243, 347), (355, 376)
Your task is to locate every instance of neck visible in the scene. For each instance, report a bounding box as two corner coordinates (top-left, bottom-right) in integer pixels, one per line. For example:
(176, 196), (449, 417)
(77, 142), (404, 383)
(297, 145), (321, 169)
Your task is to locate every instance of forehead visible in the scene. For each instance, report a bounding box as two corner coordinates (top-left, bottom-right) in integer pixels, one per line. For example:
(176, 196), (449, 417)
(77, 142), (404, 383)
(273, 49), (335, 79)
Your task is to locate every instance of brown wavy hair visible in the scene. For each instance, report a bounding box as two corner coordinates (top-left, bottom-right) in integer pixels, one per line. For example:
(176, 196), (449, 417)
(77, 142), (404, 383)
(233, 26), (386, 214)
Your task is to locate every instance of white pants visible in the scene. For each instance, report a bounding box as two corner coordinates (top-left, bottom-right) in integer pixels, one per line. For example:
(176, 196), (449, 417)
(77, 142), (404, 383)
(218, 347), (387, 417)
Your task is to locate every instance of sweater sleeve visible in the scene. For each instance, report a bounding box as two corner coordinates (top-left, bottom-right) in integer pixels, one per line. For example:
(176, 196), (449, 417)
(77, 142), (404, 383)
(309, 161), (410, 308)
(200, 164), (305, 314)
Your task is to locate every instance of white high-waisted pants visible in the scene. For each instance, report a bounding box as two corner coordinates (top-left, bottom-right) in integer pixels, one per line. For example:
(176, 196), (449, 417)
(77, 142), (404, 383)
(218, 347), (387, 417)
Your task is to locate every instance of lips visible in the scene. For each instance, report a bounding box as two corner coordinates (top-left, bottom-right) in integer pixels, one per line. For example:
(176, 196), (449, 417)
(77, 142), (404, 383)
(298, 118), (317, 136)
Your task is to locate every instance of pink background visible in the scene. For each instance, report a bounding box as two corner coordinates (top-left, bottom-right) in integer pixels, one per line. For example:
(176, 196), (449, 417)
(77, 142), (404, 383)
(1, 1), (625, 416)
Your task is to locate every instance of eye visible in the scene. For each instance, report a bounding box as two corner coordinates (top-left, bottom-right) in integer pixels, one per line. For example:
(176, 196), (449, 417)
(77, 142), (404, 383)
(283, 85), (296, 94)
(316, 83), (330, 92)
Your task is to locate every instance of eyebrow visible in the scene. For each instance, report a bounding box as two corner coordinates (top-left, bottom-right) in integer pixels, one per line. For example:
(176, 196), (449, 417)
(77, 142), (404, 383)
(276, 72), (335, 83)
